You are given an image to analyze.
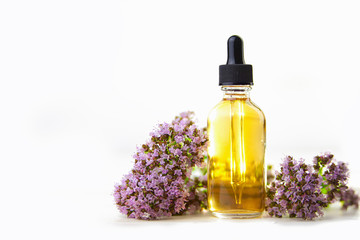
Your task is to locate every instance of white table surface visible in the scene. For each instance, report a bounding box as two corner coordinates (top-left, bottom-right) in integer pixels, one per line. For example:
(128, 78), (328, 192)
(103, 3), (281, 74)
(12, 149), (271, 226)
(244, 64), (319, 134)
(2, 151), (359, 240)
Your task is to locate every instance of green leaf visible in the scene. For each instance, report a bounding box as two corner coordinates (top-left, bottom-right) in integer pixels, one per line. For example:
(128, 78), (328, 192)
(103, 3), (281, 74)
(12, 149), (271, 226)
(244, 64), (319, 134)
(185, 136), (192, 142)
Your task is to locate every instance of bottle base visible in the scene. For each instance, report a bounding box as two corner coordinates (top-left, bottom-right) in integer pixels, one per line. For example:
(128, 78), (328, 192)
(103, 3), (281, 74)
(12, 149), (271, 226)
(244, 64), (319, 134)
(211, 210), (262, 219)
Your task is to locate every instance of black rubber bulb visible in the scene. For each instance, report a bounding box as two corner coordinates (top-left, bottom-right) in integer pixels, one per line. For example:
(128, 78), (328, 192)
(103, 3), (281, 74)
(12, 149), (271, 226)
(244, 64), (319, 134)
(226, 35), (245, 65)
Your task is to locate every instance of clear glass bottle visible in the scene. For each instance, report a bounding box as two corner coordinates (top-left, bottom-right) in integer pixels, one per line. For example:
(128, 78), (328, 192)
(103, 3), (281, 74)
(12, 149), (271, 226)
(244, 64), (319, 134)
(207, 36), (266, 218)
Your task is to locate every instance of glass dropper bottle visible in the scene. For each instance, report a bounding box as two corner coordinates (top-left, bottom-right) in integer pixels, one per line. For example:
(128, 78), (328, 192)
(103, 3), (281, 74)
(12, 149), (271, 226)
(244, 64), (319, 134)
(207, 35), (266, 218)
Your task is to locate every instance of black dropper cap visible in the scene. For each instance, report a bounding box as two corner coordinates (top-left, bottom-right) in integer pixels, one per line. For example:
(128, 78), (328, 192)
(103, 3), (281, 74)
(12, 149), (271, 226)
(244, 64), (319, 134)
(219, 35), (253, 85)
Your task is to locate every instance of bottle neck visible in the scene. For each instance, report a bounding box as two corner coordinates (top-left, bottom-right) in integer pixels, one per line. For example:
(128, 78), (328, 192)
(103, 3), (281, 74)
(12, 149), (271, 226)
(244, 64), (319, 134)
(222, 85), (252, 100)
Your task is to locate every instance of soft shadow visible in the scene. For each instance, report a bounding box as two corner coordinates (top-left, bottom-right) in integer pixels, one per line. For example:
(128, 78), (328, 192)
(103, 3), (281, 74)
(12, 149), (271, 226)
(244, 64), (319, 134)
(112, 211), (217, 227)
(112, 206), (359, 226)
(263, 206), (359, 225)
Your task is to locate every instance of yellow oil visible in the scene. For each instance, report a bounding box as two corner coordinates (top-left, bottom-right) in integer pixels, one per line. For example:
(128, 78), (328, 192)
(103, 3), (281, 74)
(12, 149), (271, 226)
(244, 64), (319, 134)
(207, 93), (266, 218)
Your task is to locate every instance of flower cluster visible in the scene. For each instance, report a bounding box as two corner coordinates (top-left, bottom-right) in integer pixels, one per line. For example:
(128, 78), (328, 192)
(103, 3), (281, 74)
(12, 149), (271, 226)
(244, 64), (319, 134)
(183, 172), (208, 214)
(266, 153), (359, 220)
(313, 153), (349, 203)
(266, 156), (328, 220)
(340, 189), (359, 210)
(114, 112), (208, 220)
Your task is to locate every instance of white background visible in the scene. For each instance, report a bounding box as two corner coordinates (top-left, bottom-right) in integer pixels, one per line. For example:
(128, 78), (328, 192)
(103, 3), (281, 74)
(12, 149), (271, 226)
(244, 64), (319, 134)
(0, 0), (359, 239)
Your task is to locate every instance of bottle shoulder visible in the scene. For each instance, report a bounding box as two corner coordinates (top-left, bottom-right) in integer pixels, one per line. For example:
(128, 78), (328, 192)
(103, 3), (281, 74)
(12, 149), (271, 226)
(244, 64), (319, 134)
(248, 99), (266, 120)
(208, 98), (265, 122)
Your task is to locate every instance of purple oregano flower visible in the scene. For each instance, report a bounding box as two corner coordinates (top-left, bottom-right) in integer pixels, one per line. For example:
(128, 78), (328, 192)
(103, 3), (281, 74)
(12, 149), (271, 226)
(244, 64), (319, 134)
(313, 153), (349, 203)
(266, 156), (328, 220)
(114, 112), (208, 220)
(266, 153), (359, 220)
